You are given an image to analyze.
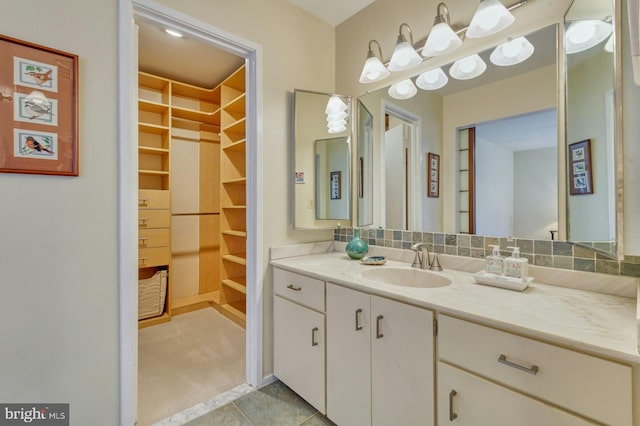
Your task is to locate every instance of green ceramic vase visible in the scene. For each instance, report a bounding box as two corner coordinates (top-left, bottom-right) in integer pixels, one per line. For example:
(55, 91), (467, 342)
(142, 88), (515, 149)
(345, 228), (369, 260)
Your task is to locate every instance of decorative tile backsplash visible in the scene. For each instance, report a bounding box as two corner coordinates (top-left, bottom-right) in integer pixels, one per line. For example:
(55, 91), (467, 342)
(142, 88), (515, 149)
(334, 227), (640, 278)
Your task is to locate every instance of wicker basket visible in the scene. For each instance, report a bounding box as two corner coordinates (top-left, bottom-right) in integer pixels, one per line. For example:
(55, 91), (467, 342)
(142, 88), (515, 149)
(138, 270), (167, 320)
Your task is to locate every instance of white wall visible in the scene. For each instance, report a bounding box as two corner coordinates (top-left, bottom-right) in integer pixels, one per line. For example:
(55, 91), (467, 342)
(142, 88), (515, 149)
(0, 1), (120, 424)
(475, 139), (514, 237)
(514, 148), (558, 240)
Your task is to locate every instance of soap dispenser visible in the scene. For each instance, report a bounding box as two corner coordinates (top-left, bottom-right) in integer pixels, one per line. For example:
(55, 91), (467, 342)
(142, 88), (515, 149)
(505, 246), (529, 281)
(486, 245), (504, 275)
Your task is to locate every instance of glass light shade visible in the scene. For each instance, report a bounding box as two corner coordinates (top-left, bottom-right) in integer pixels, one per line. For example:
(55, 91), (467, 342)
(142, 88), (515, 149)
(359, 56), (391, 83)
(466, 0), (515, 38)
(605, 34), (614, 52)
(565, 20), (612, 54)
(490, 36), (535, 66)
(422, 22), (462, 57)
(327, 111), (348, 121)
(325, 95), (348, 114)
(327, 119), (347, 128)
(449, 54), (487, 80)
(416, 68), (448, 90)
(388, 79), (417, 99)
(388, 40), (422, 72)
(328, 125), (346, 134)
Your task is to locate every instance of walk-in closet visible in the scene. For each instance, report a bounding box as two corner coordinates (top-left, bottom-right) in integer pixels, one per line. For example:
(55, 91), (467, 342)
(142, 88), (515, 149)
(134, 20), (247, 425)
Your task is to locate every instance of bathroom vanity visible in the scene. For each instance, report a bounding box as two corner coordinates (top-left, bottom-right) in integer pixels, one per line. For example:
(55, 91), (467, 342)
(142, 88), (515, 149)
(271, 243), (640, 426)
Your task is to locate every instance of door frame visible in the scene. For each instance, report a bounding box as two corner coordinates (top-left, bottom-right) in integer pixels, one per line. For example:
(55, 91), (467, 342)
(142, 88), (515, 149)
(381, 101), (421, 230)
(117, 1), (263, 424)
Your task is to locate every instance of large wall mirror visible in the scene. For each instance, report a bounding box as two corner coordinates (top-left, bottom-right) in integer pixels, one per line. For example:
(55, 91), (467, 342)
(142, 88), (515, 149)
(565, 0), (622, 258)
(293, 89), (352, 229)
(355, 4), (623, 258)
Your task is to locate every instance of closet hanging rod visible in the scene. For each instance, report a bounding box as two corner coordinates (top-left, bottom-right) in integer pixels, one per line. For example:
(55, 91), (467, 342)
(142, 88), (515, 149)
(172, 212), (220, 216)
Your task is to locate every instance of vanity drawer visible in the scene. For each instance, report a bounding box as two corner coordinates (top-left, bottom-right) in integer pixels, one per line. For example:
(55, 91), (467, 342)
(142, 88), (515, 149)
(139, 247), (171, 268)
(139, 228), (170, 248)
(274, 268), (325, 312)
(138, 209), (170, 229)
(438, 315), (632, 426)
(139, 189), (170, 209)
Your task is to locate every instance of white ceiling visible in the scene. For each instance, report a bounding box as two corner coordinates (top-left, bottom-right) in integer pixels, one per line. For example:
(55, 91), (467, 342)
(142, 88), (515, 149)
(288, 0), (376, 26)
(137, 20), (244, 88)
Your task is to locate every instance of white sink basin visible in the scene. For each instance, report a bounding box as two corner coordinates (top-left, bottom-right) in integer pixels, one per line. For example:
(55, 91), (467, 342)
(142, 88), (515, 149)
(359, 267), (451, 289)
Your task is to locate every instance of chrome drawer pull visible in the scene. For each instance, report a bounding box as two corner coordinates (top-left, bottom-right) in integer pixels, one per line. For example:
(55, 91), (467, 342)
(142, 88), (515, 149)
(311, 327), (319, 347)
(498, 354), (539, 375)
(286, 284), (301, 291)
(449, 390), (458, 421)
(376, 315), (384, 339)
(355, 308), (363, 331)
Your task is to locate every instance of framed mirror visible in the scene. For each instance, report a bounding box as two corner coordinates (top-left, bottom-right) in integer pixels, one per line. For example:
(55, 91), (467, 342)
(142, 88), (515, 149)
(293, 89), (352, 229)
(357, 100), (373, 227)
(564, 0), (623, 258)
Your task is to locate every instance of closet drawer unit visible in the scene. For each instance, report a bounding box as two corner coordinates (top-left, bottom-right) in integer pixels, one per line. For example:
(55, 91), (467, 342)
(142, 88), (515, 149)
(138, 189), (170, 209)
(438, 315), (632, 426)
(139, 247), (171, 268)
(274, 268), (324, 312)
(138, 209), (170, 229)
(139, 228), (170, 249)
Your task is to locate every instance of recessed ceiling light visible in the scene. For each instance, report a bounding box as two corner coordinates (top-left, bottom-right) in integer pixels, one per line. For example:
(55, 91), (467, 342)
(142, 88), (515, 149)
(165, 28), (183, 38)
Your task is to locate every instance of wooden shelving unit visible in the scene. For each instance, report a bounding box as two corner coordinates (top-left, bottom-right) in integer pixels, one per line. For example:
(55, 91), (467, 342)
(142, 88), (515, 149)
(138, 73), (172, 329)
(137, 66), (246, 328)
(219, 65), (247, 327)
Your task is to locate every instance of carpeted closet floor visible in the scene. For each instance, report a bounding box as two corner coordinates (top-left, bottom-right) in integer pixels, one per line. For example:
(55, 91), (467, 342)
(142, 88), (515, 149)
(137, 308), (246, 425)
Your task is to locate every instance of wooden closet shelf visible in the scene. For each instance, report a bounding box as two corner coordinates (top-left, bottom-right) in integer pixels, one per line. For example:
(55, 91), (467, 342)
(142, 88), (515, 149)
(172, 81), (220, 101)
(222, 230), (247, 238)
(223, 93), (246, 113)
(139, 146), (169, 155)
(138, 99), (169, 113)
(222, 278), (247, 294)
(139, 123), (169, 134)
(139, 169), (170, 176)
(222, 205), (246, 210)
(172, 212), (220, 216)
(222, 117), (246, 133)
(222, 139), (246, 152)
(172, 106), (220, 125)
(222, 254), (247, 266)
(222, 177), (246, 185)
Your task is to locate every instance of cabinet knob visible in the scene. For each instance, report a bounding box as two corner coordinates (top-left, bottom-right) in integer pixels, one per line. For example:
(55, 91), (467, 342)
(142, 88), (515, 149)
(286, 284), (301, 291)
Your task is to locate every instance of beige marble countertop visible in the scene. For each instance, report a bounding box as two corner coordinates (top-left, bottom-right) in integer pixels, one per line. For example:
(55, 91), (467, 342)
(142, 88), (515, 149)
(270, 242), (640, 364)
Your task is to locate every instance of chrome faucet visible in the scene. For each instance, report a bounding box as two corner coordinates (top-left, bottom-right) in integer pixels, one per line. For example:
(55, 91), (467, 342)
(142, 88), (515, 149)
(410, 242), (443, 271)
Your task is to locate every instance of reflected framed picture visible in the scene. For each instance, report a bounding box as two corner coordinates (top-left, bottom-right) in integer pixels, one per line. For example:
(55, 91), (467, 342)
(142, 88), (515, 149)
(0, 34), (78, 176)
(427, 152), (439, 198)
(330, 171), (341, 200)
(568, 139), (593, 195)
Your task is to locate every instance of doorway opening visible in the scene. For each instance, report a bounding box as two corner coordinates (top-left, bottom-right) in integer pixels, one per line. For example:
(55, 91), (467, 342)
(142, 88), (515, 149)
(118, 2), (262, 425)
(382, 103), (420, 231)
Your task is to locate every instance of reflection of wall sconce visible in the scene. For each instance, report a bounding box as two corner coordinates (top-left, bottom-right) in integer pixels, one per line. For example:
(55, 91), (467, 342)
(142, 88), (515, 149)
(490, 36), (534, 66)
(565, 19), (612, 54)
(326, 95), (349, 133)
(449, 54), (487, 80)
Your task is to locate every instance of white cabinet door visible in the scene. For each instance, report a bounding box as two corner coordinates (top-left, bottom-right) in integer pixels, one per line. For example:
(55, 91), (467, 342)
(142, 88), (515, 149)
(371, 295), (434, 426)
(326, 283), (371, 426)
(437, 363), (596, 426)
(273, 296), (325, 413)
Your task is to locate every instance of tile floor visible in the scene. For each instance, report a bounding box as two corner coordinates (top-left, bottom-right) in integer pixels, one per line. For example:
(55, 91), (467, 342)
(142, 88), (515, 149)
(138, 308), (246, 425)
(183, 381), (336, 426)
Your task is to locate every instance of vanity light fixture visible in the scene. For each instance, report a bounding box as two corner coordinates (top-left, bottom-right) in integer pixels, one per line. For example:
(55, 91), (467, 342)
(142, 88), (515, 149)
(565, 20), (612, 54)
(449, 53), (487, 80)
(490, 36), (534, 66)
(359, 40), (391, 83)
(164, 28), (183, 38)
(422, 3), (462, 57)
(466, 0), (515, 39)
(326, 95), (349, 133)
(387, 23), (422, 72)
(388, 78), (418, 99)
(416, 67), (448, 90)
